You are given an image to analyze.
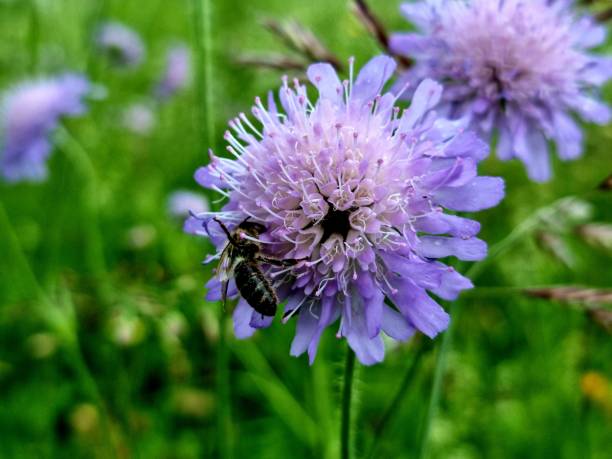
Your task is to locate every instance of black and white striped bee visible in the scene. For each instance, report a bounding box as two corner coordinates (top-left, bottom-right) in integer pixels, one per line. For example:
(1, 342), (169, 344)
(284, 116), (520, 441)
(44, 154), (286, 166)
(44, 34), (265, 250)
(213, 217), (298, 317)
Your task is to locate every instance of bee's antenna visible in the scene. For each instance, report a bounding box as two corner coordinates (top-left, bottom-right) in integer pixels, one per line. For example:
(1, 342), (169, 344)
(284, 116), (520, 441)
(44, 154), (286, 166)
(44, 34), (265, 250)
(213, 217), (233, 239)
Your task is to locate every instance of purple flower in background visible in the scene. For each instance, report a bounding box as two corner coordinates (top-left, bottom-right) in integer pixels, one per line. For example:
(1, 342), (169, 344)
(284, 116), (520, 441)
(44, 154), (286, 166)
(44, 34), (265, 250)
(0, 74), (90, 183)
(156, 45), (191, 101)
(122, 102), (156, 135)
(390, 0), (612, 182)
(186, 56), (504, 365)
(168, 190), (209, 219)
(95, 21), (145, 68)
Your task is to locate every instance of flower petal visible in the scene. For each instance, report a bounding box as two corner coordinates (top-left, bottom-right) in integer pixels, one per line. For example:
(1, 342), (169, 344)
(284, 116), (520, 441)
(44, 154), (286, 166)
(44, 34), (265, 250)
(414, 214), (481, 238)
(352, 55), (396, 103)
(382, 253), (443, 289)
(570, 95), (611, 125)
(417, 236), (487, 261)
(389, 34), (439, 57)
(307, 63), (343, 105)
(233, 299), (256, 339)
(514, 127), (551, 183)
(364, 289), (384, 339)
(433, 177), (505, 212)
(307, 296), (340, 364)
(344, 294), (384, 365)
(250, 311), (274, 329)
(389, 280), (450, 338)
(552, 111), (583, 160)
(290, 308), (318, 357)
(205, 277), (237, 301)
(398, 79), (443, 132)
(442, 131), (489, 161)
(381, 305), (416, 341)
(195, 165), (228, 189)
(430, 268), (473, 301)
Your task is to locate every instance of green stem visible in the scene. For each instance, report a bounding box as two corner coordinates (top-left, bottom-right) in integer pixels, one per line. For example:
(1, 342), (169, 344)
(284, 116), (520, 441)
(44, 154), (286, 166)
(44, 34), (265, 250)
(217, 315), (233, 459)
(414, 310), (454, 459)
(28, 0), (40, 72)
(191, 0), (229, 457)
(340, 349), (356, 459)
(365, 340), (428, 459)
(191, 0), (215, 147)
(313, 360), (335, 459)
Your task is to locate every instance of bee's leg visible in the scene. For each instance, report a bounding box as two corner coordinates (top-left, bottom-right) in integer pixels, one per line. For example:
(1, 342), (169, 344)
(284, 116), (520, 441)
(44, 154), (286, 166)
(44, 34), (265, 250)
(256, 256), (300, 267)
(213, 217), (239, 247)
(221, 280), (229, 312)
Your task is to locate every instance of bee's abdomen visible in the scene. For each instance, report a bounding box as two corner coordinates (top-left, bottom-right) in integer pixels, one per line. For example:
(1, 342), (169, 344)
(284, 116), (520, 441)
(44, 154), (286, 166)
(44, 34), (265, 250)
(234, 260), (278, 317)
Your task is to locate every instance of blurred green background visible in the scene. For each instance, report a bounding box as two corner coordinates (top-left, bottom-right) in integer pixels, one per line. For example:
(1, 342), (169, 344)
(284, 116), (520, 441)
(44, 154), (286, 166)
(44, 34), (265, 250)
(1, 0), (611, 458)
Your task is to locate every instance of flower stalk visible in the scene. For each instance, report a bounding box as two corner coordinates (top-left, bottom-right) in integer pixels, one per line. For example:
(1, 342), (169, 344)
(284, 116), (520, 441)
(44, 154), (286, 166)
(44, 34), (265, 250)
(340, 348), (356, 459)
(351, 0), (411, 68)
(596, 8), (612, 22)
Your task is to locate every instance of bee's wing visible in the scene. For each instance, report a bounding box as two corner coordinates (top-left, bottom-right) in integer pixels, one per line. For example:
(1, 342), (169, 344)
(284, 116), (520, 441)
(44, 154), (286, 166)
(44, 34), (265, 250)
(216, 243), (233, 311)
(216, 243), (232, 282)
(221, 279), (229, 312)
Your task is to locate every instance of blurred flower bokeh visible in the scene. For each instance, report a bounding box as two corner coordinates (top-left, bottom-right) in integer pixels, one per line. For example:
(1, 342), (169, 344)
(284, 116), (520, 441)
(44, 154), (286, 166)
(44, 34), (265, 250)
(0, 74), (90, 182)
(390, 0), (612, 181)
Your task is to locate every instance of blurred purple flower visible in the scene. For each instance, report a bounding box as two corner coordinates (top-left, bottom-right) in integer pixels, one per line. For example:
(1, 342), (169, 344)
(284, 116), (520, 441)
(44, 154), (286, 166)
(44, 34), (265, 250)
(186, 56), (504, 365)
(390, 0), (612, 182)
(95, 21), (145, 68)
(122, 102), (156, 135)
(168, 190), (209, 219)
(156, 45), (191, 101)
(0, 74), (90, 183)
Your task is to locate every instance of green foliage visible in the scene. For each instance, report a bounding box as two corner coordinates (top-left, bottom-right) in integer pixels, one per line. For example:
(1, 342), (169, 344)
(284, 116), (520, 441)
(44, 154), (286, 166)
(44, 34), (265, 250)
(0, 1), (611, 458)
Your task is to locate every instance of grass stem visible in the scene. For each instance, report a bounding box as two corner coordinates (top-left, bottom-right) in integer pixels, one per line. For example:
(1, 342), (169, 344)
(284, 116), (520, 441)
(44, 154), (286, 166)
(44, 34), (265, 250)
(340, 348), (356, 459)
(366, 340), (429, 459)
(190, 1), (231, 457)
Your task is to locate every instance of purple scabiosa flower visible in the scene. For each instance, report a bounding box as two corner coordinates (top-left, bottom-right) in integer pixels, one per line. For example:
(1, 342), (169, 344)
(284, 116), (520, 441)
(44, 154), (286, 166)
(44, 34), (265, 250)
(155, 45), (191, 101)
(186, 56), (504, 365)
(390, 0), (612, 182)
(168, 190), (209, 219)
(95, 21), (145, 69)
(0, 74), (90, 183)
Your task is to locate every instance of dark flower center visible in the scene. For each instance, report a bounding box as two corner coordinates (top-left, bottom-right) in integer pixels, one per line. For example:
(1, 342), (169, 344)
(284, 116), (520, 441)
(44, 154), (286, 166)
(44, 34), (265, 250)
(321, 207), (352, 242)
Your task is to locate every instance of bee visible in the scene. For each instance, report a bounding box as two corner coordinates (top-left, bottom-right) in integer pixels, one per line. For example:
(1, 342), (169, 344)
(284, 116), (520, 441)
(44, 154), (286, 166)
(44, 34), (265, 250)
(213, 217), (298, 317)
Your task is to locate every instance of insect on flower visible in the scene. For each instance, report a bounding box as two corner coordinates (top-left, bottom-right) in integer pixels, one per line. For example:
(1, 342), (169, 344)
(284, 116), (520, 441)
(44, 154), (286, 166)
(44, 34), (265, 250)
(212, 217), (302, 318)
(186, 55), (504, 365)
